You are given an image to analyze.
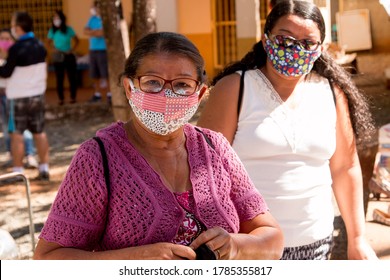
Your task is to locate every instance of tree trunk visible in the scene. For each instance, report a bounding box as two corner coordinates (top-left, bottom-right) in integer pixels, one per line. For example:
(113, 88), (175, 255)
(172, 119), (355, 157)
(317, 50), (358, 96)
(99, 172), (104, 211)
(99, 0), (131, 122)
(132, 0), (157, 43)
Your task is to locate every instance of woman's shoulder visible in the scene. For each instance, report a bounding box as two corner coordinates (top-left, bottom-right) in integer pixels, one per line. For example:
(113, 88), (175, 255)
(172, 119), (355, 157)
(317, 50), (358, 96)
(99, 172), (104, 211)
(74, 122), (126, 161)
(47, 28), (54, 36)
(186, 123), (222, 137)
(215, 72), (241, 86)
(306, 71), (329, 84)
(76, 122), (125, 150)
(66, 26), (76, 34)
(96, 121), (125, 138)
(185, 124), (229, 149)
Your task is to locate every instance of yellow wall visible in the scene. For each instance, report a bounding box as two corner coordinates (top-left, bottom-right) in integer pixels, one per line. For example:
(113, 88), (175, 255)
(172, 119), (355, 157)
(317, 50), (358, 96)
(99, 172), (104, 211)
(63, 0), (94, 55)
(177, 0), (212, 34)
(177, 0), (214, 78)
(58, 0), (217, 83)
(185, 33), (214, 81)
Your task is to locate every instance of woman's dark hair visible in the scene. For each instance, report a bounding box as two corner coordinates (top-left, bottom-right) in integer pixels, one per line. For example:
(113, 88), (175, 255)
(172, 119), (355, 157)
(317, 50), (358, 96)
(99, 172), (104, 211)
(52, 10), (67, 34)
(270, 0), (287, 9)
(213, 0), (374, 147)
(13, 11), (33, 33)
(121, 32), (207, 84)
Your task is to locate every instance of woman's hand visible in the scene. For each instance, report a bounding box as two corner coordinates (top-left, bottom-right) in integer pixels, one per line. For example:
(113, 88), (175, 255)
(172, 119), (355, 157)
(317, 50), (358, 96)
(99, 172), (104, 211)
(136, 242), (197, 260)
(190, 227), (238, 260)
(190, 212), (284, 260)
(34, 239), (197, 260)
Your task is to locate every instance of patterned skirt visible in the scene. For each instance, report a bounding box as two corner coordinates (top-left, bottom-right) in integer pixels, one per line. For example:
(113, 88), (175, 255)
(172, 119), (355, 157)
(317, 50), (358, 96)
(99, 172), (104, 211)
(281, 234), (333, 260)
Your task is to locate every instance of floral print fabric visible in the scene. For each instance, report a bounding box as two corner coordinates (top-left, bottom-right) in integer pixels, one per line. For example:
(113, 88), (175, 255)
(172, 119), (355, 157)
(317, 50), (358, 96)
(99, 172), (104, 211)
(172, 190), (206, 245)
(264, 34), (321, 77)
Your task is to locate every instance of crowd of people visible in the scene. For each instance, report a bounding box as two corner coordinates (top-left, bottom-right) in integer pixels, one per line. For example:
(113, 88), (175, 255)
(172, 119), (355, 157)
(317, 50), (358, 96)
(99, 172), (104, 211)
(0, 11), (50, 182)
(0, 1), (110, 183)
(0, 0), (384, 260)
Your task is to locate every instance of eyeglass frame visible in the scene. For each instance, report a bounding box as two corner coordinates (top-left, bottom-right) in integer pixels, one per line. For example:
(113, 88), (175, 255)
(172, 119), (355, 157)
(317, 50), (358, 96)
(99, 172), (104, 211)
(131, 75), (202, 96)
(267, 32), (322, 51)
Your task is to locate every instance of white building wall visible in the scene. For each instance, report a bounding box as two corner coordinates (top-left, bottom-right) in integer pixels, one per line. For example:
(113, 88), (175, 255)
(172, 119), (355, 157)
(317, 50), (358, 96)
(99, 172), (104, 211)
(235, 0), (259, 39)
(156, 0), (178, 32)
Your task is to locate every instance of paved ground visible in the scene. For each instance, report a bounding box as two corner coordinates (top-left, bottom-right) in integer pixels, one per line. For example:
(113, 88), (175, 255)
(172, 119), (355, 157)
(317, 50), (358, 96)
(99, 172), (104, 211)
(0, 82), (389, 260)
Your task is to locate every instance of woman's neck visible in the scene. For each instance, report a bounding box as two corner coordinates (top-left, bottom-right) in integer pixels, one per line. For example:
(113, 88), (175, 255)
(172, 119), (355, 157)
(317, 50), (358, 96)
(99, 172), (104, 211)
(124, 118), (190, 193)
(124, 118), (186, 157)
(261, 64), (306, 101)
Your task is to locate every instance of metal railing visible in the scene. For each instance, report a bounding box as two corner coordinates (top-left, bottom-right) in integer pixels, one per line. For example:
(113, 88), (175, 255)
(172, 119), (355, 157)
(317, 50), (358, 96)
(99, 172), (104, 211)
(0, 172), (35, 254)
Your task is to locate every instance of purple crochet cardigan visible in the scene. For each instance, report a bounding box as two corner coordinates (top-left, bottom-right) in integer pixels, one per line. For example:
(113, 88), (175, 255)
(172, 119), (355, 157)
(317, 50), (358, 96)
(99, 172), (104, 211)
(39, 122), (268, 251)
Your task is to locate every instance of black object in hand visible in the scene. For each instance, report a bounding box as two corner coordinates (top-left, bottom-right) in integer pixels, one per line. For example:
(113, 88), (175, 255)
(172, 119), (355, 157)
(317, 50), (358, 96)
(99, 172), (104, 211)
(195, 244), (216, 260)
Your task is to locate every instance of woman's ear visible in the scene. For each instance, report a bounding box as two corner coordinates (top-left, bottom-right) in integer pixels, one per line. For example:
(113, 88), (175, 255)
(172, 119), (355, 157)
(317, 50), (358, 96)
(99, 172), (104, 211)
(261, 33), (267, 49)
(123, 78), (132, 100)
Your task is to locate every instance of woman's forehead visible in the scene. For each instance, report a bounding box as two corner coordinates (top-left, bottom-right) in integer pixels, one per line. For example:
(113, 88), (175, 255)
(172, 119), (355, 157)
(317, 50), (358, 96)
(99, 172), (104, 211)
(272, 15), (321, 38)
(136, 53), (198, 76)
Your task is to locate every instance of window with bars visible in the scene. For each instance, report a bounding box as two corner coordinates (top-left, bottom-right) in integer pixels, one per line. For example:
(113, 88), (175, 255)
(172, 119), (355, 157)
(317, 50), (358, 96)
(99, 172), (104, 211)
(0, 0), (63, 41)
(259, 0), (271, 33)
(212, 0), (238, 70)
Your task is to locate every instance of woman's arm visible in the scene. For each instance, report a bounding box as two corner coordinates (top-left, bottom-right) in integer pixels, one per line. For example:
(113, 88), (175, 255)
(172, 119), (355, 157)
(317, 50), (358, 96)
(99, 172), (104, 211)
(190, 212), (284, 260)
(34, 239), (197, 260)
(83, 27), (104, 37)
(330, 85), (377, 260)
(197, 73), (241, 144)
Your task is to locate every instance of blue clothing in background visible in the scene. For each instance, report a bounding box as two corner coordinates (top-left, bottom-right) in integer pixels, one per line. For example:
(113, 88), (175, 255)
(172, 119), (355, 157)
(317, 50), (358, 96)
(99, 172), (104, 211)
(47, 26), (76, 52)
(85, 16), (106, 51)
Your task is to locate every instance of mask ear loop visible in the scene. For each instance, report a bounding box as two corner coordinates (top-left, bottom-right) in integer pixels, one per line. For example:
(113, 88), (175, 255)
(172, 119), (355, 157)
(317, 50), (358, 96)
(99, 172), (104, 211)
(125, 79), (136, 107)
(128, 78), (136, 91)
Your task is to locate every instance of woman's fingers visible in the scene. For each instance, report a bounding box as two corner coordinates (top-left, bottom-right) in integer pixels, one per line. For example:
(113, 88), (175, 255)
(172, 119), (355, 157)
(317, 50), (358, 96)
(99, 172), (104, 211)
(171, 244), (197, 260)
(190, 227), (236, 259)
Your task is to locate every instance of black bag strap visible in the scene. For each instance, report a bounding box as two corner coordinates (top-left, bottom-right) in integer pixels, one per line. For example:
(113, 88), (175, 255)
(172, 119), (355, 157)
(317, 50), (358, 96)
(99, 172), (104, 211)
(195, 127), (215, 150)
(93, 136), (110, 195)
(237, 69), (246, 117)
(93, 136), (111, 243)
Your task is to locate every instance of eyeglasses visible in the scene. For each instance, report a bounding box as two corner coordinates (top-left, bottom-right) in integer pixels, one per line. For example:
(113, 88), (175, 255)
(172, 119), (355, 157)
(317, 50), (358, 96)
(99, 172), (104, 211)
(267, 33), (321, 51)
(134, 75), (201, 96)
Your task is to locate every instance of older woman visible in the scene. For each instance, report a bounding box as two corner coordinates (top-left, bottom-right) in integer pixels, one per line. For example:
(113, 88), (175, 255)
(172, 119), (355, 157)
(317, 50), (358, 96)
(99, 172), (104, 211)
(34, 32), (283, 260)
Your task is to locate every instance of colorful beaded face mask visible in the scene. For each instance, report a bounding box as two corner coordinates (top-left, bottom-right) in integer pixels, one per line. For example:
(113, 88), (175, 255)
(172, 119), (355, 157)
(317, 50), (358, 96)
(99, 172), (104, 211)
(128, 79), (200, 135)
(264, 33), (322, 77)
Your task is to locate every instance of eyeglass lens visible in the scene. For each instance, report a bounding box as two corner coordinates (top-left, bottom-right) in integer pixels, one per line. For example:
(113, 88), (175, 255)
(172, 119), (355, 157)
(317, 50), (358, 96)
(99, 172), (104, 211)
(272, 34), (319, 51)
(139, 76), (199, 95)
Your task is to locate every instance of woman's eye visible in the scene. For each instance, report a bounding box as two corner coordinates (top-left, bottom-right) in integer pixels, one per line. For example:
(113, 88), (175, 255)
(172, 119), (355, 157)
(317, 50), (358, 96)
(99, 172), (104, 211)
(144, 80), (161, 86)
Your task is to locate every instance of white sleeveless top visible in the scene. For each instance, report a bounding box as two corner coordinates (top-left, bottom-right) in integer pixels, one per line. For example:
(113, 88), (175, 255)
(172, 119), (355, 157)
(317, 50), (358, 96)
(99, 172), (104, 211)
(232, 69), (337, 247)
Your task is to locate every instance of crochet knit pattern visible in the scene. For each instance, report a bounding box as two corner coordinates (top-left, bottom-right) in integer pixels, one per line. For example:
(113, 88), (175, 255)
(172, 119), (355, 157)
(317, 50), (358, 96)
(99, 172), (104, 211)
(39, 122), (268, 251)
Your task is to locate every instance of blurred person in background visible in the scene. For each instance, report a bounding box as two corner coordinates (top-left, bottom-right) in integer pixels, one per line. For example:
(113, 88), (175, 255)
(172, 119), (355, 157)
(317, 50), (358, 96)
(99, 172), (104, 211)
(0, 28), (38, 172)
(47, 10), (79, 105)
(0, 12), (50, 181)
(84, 0), (111, 104)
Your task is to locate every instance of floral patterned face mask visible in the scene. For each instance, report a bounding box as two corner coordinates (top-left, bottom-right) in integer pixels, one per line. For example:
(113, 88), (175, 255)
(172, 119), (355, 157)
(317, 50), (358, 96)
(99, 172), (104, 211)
(128, 79), (200, 135)
(264, 33), (322, 77)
